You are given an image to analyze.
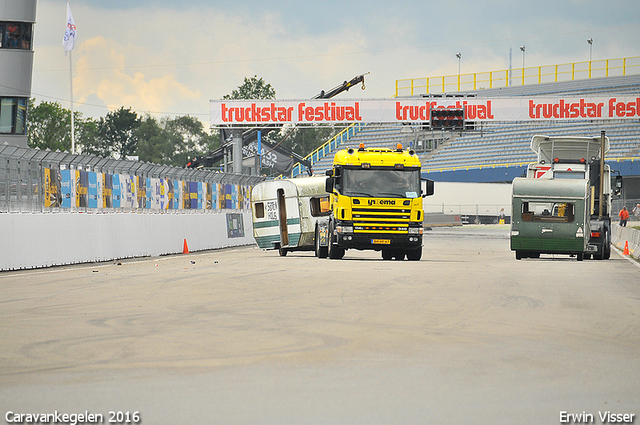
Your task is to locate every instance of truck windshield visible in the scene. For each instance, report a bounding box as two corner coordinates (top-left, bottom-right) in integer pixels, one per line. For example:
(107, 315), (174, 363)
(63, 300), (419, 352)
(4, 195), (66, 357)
(342, 168), (421, 198)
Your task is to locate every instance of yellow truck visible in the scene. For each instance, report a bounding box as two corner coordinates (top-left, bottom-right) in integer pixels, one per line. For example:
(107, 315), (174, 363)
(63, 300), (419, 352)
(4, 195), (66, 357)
(323, 143), (433, 260)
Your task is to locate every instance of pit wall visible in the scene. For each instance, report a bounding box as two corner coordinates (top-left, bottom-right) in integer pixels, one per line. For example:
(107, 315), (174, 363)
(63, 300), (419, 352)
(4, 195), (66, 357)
(0, 211), (254, 271)
(612, 223), (640, 261)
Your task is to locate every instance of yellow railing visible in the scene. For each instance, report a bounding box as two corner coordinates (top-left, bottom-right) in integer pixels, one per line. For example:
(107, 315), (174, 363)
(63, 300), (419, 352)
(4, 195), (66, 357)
(422, 156), (640, 174)
(396, 56), (640, 97)
(288, 122), (364, 178)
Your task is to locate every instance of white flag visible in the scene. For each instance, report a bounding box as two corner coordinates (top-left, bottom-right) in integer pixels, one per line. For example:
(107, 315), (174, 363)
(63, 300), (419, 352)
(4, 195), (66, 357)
(62, 1), (77, 53)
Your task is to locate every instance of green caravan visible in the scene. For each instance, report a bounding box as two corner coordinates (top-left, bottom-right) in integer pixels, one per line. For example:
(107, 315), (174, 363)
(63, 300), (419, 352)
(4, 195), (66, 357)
(251, 176), (331, 256)
(511, 177), (590, 261)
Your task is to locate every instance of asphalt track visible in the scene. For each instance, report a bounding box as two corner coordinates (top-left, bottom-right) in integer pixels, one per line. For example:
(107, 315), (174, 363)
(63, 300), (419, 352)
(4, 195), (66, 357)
(1, 225), (639, 425)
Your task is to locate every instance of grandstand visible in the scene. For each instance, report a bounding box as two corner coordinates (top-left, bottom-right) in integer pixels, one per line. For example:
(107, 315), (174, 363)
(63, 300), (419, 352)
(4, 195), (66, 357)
(296, 61), (640, 183)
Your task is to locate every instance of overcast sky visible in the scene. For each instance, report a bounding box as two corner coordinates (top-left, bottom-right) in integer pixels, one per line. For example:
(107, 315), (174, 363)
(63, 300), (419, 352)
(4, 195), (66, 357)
(31, 0), (640, 128)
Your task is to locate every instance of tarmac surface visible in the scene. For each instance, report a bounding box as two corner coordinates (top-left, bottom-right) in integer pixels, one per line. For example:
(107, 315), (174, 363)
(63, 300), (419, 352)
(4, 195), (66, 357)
(1, 225), (639, 424)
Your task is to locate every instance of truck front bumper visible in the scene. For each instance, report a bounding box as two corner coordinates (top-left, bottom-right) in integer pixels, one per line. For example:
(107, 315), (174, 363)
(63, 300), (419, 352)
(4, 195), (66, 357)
(335, 232), (422, 250)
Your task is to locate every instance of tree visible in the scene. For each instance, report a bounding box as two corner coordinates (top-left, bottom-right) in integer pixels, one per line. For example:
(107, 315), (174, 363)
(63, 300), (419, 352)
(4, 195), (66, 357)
(27, 99), (218, 167)
(27, 99), (70, 151)
(94, 107), (141, 159)
(27, 99), (97, 154)
(223, 75), (275, 100)
(219, 76), (339, 172)
(163, 115), (218, 166)
(135, 115), (177, 165)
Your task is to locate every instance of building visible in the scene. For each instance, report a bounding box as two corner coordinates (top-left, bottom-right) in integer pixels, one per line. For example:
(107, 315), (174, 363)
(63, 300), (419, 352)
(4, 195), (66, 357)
(0, 0), (37, 148)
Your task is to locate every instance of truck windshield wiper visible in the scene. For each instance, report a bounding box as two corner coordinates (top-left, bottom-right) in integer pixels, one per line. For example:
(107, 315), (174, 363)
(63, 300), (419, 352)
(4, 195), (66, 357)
(377, 192), (404, 197)
(348, 191), (373, 197)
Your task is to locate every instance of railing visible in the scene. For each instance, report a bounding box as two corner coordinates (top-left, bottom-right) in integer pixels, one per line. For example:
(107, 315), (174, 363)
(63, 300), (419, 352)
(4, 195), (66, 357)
(396, 56), (640, 97)
(0, 145), (264, 213)
(289, 122), (364, 177)
(422, 155), (640, 174)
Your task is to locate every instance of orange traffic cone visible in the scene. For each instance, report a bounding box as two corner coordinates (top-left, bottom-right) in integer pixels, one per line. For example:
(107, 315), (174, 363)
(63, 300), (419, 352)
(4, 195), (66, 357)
(623, 241), (630, 256)
(182, 239), (190, 254)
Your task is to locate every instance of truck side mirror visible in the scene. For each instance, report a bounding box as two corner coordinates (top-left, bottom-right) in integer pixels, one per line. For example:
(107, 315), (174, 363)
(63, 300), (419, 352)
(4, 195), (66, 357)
(614, 175), (623, 195)
(421, 178), (434, 197)
(325, 177), (334, 193)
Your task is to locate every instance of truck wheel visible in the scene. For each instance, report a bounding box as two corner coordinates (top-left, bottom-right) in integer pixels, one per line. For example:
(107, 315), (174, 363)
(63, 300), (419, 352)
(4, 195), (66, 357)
(576, 252), (583, 261)
(604, 231), (611, 259)
(279, 247), (288, 257)
(315, 227), (328, 259)
(406, 248), (422, 261)
(393, 250), (406, 260)
(382, 249), (393, 260)
(328, 221), (345, 259)
(515, 250), (523, 260)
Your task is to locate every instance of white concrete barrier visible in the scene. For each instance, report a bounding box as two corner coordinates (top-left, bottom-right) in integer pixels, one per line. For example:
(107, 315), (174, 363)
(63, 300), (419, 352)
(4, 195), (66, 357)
(0, 211), (255, 271)
(611, 223), (640, 260)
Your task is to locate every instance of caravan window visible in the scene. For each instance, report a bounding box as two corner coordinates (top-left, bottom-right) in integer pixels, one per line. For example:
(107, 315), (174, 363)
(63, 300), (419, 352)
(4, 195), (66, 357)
(521, 201), (574, 223)
(254, 202), (265, 218)
(310, 196), (331, 217)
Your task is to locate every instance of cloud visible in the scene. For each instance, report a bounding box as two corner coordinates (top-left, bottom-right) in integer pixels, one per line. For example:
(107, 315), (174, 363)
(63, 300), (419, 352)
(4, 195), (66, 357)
(73, 36), (201, 114)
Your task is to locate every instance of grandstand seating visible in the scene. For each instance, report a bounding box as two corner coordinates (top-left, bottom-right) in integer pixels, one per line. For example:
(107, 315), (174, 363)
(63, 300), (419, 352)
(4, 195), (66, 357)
(423, 119), (640, 170)
(306, 74), (640, 180)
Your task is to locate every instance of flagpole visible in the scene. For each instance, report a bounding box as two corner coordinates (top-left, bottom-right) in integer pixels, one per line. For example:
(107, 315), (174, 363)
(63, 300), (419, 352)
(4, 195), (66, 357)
(69, 49), (75, 154)
(64, 0), (76, 154)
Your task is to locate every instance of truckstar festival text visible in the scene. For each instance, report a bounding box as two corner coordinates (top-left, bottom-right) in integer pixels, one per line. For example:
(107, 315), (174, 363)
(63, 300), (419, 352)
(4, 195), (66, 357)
(210, 97), (640, 125)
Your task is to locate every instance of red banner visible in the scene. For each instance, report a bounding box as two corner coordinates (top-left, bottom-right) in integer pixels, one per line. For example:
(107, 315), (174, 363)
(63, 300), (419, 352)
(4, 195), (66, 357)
(210, 97), (640, 125)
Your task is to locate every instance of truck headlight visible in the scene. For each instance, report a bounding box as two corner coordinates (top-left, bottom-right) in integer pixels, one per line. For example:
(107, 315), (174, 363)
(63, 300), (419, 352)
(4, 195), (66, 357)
(511, 230), (519, 236)
(336, 225), (353, 234)
(408, 227), (423, 235)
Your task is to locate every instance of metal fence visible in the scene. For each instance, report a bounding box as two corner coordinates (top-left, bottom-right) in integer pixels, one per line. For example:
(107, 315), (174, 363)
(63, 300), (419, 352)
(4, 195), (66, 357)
(0, 145), (265, 213)
(613, 198), (640, 224)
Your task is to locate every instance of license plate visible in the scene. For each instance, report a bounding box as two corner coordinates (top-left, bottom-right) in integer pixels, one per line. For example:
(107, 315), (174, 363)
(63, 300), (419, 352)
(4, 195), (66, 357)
(371, 239), (391, 245)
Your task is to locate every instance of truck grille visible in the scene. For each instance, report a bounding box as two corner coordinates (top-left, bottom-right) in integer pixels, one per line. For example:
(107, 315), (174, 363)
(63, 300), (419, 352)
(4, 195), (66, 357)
(352, 207), (411, 233)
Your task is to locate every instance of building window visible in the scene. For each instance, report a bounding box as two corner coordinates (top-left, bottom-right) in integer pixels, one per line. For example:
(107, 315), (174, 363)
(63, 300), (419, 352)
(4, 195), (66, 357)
(0, 22), (33, 50)
(0, 97), (28, 135)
